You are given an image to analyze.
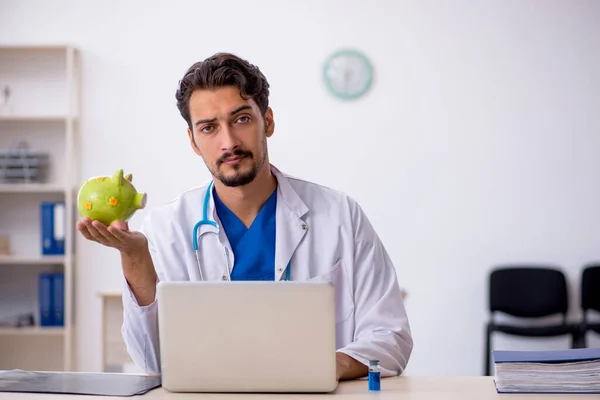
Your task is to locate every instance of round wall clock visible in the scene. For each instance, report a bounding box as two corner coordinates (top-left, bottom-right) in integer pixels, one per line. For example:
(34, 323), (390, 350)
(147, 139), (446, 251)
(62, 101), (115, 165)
(323, 49), (373, 100)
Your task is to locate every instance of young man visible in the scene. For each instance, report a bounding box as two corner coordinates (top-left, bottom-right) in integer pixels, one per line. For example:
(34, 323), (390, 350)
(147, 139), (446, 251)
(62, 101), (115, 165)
(77, 52), (413, 380)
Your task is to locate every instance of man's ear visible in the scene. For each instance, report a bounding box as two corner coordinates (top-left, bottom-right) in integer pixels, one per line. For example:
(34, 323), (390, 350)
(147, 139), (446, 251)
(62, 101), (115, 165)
(188, 128), (202, 156)
(264, 108), (275, 138)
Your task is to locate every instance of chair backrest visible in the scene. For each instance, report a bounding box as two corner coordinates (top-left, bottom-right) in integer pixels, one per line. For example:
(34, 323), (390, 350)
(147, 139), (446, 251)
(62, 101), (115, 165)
(489, 266), (568, 318)
(582, 265), (600, 313)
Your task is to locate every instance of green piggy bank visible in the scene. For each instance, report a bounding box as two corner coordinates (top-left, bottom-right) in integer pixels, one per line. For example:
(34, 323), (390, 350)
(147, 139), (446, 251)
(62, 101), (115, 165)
(77, 169), (147, 226)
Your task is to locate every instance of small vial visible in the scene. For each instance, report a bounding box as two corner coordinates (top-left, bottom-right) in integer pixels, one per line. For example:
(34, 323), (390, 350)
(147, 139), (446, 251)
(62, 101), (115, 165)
(368, 360), (381, 391)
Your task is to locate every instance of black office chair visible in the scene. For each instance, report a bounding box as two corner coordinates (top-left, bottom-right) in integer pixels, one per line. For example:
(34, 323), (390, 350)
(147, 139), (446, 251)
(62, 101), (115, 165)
(484, 266), (579, 376)
(577, 264), (600, 348)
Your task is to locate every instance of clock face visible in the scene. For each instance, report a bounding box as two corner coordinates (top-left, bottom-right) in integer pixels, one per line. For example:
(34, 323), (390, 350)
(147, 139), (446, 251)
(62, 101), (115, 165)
(323, 49), (373, 100)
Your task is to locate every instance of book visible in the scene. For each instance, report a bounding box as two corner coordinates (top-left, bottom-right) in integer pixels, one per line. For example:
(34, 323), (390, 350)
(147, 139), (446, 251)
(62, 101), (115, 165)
(493, 348), (600, 394)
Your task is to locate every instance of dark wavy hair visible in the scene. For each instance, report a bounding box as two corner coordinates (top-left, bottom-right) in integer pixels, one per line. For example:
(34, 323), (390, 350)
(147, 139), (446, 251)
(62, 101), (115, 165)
(175, 52), (270, 130)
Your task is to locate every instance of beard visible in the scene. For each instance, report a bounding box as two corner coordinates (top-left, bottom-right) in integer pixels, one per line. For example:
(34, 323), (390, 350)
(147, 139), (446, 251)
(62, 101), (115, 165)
(210, 137), (268, 187)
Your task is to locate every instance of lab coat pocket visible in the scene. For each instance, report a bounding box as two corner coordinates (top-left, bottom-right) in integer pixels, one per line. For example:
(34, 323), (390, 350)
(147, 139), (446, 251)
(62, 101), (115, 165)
(309, 259), (354, 324)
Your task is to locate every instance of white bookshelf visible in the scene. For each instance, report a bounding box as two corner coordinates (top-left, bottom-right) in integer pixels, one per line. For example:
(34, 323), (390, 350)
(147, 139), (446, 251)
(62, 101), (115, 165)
(0, 116), (68, 122)
(0, 45), (79, 372)
(0, 255), (67, 265)
(0, 184), (69, 194)
(0, 326), (65, 336)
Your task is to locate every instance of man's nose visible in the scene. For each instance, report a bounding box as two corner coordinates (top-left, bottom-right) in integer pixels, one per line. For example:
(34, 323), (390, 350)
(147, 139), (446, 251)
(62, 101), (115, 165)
(220, 125), (241, 152)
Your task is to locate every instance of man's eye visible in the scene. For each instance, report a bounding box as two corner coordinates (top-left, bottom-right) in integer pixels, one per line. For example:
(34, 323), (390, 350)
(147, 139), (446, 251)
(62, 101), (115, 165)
(236, 116), (250, 124)
(200, 125), (214, 133)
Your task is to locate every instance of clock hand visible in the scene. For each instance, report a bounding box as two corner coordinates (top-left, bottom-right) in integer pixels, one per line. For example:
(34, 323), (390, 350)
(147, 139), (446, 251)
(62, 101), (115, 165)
(344, 70), (351, 92)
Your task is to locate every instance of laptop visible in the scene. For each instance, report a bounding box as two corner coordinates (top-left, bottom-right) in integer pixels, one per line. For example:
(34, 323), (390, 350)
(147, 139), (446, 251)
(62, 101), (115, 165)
(156, 280), (338, 393)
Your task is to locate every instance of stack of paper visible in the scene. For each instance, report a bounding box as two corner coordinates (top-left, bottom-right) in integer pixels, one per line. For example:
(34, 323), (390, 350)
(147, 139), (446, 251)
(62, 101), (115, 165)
(493, 348), (600, 394)
(0, 370), (161, 396)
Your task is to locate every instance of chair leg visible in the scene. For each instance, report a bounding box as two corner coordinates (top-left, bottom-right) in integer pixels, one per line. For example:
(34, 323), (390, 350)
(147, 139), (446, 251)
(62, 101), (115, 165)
(485, 324), (492, 376)
(578, 327), (587, 348)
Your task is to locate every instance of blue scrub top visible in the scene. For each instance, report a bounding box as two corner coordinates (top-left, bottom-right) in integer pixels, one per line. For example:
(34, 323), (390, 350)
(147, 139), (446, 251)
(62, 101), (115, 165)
(213, 187), (277, 281)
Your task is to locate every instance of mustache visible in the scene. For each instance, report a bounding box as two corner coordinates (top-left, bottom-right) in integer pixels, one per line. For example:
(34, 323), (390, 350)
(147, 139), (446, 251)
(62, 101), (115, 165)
(217, 149), (253, 165)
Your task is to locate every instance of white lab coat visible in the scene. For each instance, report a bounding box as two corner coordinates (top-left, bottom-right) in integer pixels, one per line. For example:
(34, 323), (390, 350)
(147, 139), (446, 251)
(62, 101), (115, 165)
(121, 165), (413, 376)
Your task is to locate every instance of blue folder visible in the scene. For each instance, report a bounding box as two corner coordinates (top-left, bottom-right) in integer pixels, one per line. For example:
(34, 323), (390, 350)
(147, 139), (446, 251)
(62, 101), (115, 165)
(38, 272), (65, 327)
(52, 273), (64, 327)
(38, 273), (53, 327)
(40, 202), (65, 255)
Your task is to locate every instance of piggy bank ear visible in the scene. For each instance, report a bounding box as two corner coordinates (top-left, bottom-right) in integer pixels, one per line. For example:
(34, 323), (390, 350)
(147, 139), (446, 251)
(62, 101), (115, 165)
(112, 169), (124, 185)
(124, 173), (133, 182)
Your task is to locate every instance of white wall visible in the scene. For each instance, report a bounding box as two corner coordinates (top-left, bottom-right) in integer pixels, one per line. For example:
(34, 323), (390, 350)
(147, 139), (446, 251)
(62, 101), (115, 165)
(1, 0), (599, 376)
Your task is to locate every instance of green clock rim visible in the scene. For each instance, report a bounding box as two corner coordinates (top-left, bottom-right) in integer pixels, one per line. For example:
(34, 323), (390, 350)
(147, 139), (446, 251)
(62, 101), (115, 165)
(322, 48), (373, 100)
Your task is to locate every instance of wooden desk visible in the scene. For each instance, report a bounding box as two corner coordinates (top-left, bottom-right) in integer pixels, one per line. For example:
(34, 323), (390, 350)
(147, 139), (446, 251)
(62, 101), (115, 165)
(0, 376), (597, 399)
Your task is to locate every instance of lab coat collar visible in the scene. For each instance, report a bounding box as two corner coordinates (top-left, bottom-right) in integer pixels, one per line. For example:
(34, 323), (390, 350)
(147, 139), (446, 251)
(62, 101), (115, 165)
(270, 164), (309, 218)
(271, 164), (309, 281)
(203, 163), (309, 224)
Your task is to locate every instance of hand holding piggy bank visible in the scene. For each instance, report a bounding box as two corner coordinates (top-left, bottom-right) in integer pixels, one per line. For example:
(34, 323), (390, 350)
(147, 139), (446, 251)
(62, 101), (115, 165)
(77, 169), (147, 226)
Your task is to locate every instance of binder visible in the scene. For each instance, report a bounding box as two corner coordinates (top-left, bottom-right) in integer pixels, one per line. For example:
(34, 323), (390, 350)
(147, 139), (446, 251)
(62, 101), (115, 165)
(38, 273), (53, 326)
(40, 202), (65, 255)
(38, 272), (65, 327)
(52, 273), (64, 326)
(493, 348), (600, 394)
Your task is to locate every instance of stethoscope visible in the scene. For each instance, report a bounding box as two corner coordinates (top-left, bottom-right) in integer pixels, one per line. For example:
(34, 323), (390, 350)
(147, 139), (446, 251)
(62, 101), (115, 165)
(192, 181), (291, 282)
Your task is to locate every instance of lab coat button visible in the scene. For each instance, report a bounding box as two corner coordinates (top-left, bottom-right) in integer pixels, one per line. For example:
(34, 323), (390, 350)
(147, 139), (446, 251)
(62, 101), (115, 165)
(277, 267), (282, 272)
(222, 275), (227, 280)
(301, 224), (307, 230)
